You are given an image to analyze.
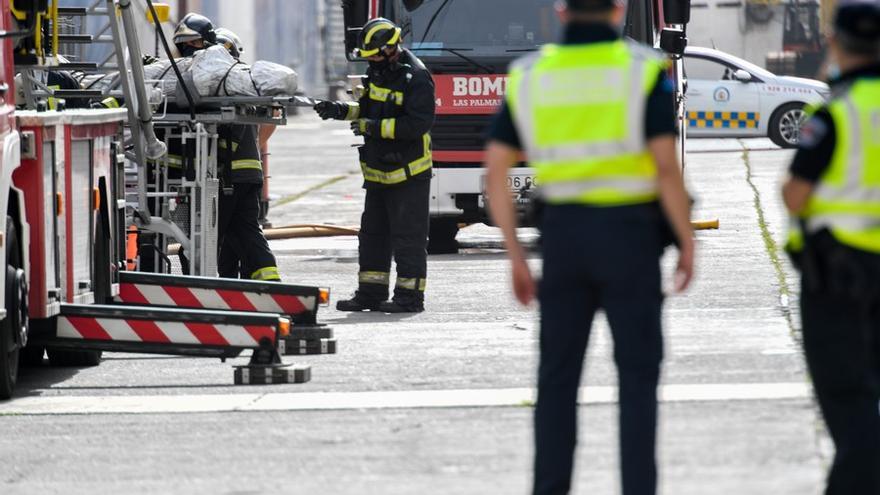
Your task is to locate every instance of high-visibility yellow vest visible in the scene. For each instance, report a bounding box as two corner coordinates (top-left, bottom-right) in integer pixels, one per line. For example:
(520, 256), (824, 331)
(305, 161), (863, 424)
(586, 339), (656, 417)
(506, 40), (666, 206)
(787, 78), (880, 254)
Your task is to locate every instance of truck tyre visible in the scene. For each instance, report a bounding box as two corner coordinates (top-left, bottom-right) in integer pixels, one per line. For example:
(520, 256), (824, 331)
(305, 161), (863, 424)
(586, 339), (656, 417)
(0, 216), (27, 399)
(47, 348), (102, 367)
(769, 103), (807, 148)
(427, 218), (459, 255)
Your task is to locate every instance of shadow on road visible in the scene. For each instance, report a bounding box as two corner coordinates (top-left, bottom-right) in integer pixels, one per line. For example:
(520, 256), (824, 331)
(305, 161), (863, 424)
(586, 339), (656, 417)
(331, 311), (424, 325)
(13, 361), (83, 398)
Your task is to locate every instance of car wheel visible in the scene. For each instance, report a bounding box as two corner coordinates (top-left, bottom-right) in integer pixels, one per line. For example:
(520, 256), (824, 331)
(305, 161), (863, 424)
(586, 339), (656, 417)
(769, 103), (808, 148)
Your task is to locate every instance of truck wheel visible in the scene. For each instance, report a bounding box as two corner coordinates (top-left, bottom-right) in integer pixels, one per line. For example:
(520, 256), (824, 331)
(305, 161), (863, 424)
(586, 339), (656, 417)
(47, 348), (102, 367)
(769, 103), (807, 148)
(427, 218), (460, 255)
(0, 216), (27, 399)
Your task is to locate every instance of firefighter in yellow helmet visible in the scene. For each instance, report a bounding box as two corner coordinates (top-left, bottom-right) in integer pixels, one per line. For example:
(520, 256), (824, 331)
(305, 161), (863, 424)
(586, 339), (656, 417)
(314, 18), (435, 313)
(782, 0), (880, 492)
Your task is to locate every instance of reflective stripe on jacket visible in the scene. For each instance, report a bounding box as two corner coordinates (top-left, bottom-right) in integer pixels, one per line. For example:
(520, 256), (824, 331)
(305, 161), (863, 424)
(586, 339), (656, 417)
(788, 78), (880, 254)
(218, 124), (263, 184)
(506, 40), (665, 206)
(357, 48), (435, 188)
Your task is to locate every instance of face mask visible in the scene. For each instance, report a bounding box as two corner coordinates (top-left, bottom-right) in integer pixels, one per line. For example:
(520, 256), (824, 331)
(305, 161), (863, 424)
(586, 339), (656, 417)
(368, 48), (402, 74)
(369, 57), (392, 72)
(178, 44), (201, 57)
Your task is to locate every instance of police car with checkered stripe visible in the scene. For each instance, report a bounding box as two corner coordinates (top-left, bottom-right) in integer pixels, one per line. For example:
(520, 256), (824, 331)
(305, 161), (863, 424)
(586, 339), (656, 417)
(684, 46), (830, 148)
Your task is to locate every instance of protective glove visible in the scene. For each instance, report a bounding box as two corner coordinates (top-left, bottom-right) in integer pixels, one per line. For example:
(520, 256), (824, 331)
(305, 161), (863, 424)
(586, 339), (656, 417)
(91, 97), (119, 109)
(142, 54), (160, 66)
(351, 118), (378, 137)
(314, 101), (347, 120)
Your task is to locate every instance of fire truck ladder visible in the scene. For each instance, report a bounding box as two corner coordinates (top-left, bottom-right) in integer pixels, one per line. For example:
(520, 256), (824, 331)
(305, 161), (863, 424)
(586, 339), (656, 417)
(6, 2), (331, 391)
(16, 1), (151, 117)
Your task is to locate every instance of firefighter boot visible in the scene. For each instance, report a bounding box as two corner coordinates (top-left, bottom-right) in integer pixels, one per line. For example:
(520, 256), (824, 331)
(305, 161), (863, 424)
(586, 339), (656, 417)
(378, 300), (424, 313)
(336, 293), (384, 312)
(379, 285), (425, 313)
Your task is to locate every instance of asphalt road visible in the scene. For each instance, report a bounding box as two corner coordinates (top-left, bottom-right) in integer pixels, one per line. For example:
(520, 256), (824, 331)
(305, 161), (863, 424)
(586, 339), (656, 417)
(0, 114), (827, 494)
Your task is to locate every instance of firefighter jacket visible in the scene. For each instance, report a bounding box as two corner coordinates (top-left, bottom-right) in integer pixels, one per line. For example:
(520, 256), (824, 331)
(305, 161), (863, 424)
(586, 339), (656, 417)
(350, 49), (436, 189)
(218, 124), (264, 185)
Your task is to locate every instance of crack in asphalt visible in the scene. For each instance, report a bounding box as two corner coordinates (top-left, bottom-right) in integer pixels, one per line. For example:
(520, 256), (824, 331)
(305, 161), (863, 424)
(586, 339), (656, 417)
(738, 140), (830, 466)
(274, 173), (357, 208)
(739, 141), (794, 333)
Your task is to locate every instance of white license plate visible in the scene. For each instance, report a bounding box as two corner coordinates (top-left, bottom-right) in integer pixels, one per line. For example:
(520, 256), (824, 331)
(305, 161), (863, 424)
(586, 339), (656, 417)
(479, 171), (536, 208)
(480, 171), (537, 193)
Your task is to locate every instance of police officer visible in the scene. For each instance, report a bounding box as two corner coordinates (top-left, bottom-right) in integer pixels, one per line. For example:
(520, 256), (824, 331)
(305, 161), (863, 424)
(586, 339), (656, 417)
(782, 0), (880, 492)
(314, 18), (435, 313)
(211, 28), (281, 282)
(484, 1), (694, 493)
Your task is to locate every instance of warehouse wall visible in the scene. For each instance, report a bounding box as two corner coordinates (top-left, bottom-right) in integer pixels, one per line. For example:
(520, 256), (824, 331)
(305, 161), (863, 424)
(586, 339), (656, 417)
(687, 0), (785, 68)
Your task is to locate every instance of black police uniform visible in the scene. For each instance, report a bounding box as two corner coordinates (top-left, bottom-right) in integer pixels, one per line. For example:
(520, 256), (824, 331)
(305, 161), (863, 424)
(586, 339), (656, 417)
(354, 48), (435, 308)
(216, 124), (280, 281)
(488, 23), (677, 495)
(788, 63), (880, 494)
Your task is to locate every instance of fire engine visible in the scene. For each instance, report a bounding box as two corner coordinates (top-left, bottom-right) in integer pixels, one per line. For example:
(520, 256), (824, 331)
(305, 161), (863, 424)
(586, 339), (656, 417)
(341, 0), (691, 252)
(0, 0), (334, 399)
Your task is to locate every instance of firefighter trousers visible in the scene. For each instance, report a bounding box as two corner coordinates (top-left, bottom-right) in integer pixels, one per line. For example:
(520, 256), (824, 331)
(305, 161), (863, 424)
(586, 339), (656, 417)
(357, 178), (430, 306)
(217, 183), (280, 281)
(534, 204), (664, 495)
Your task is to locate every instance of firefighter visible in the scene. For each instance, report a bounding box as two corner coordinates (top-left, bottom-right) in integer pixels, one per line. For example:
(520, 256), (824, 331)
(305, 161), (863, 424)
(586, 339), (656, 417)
(484, 1), (694, 493)
(134, 13), (218, 273)
(144, 12), (220, 180)
(218, 26), (276, 229)
(782, 0), (880, 492)
(173, 13), (216, 56)
(314, 18), (435, 313)
(212, 28), (281, 282)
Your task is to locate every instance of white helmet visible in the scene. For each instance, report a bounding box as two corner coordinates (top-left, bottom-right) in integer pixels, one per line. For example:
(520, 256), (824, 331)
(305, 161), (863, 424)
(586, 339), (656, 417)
(214, 28), (244, 58)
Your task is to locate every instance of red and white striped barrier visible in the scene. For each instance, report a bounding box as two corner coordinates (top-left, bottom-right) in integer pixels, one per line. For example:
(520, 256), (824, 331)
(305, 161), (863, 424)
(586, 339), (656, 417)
(58, 315), (276, 347)
(117, 282), (313, 316)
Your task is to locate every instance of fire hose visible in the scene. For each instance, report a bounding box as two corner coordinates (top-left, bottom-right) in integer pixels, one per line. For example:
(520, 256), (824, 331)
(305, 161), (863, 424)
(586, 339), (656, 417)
(161, 224), (359, 256)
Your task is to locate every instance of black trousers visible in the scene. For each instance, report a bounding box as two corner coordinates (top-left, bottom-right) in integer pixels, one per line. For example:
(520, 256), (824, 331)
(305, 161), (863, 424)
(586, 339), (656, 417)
(357, 178), (430, 304)
(218, 235), (248, 279)
(217, 183), (279, 281)
(535, 204), (664, 495)
(801, 277), (880, 495)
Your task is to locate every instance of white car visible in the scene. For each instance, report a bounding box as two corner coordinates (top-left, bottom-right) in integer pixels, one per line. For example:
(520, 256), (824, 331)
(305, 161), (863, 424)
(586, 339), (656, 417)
(684, 46), (830, 148)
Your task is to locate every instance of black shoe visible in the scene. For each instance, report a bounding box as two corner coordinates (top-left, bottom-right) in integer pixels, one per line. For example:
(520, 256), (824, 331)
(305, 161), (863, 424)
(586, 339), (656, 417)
(378, 301), (424, 313)
(336, 296), (382, 312)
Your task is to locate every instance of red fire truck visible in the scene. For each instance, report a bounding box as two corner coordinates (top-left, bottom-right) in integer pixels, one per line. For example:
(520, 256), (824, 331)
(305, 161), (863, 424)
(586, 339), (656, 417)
(342, 0), (690, 252)
(0, 0), (332, 399)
